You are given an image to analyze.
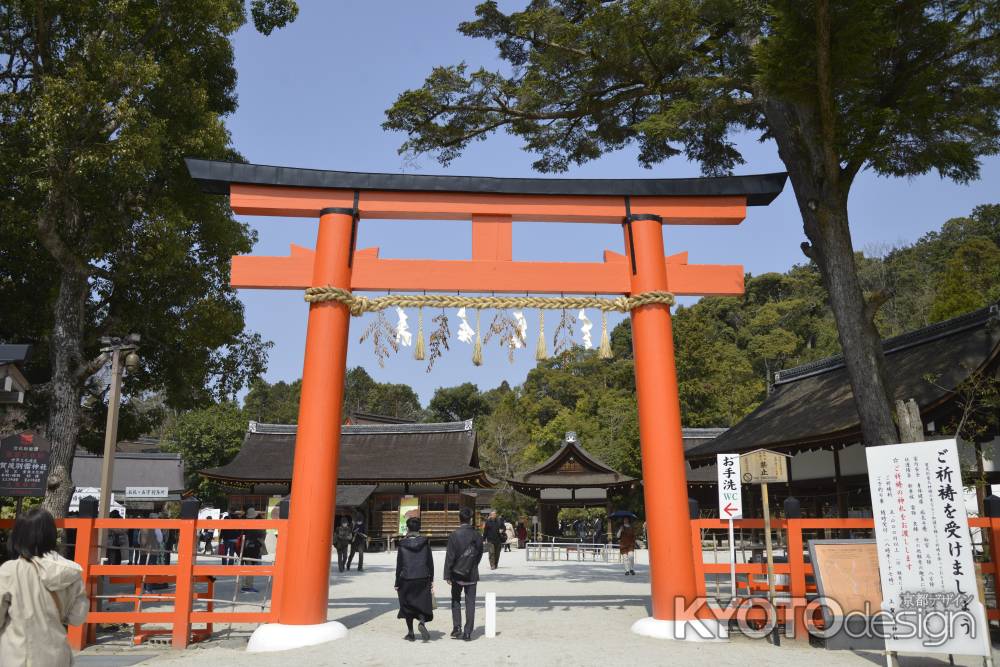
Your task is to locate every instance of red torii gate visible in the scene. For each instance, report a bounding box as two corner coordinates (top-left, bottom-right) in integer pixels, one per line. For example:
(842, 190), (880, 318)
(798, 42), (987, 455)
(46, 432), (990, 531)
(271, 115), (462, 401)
(187, 159), (786, 648)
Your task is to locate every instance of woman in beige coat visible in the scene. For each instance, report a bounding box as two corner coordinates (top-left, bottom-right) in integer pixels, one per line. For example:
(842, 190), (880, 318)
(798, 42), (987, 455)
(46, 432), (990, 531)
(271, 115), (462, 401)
(0, 508), (89, 666)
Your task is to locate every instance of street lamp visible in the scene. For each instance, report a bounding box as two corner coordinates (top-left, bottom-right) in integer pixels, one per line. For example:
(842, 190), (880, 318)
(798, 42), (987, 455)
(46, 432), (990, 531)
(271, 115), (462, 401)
(98, 334), (140, 524)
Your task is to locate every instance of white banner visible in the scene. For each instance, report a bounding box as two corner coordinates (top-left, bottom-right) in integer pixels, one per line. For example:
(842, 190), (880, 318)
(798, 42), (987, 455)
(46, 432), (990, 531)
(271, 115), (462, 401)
(125, 486), (168, 499)
(717, 453), (743, 519)
(866, 439), (989, 657)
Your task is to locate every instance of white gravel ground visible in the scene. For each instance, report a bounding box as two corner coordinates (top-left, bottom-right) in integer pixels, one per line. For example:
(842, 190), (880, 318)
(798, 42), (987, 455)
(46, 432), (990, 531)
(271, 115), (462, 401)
(78, 548), (996, 666)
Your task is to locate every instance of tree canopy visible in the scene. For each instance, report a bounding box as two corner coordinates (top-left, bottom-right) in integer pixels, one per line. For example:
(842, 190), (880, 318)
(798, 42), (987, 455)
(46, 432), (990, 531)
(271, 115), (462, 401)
(0, 0), (298, 514)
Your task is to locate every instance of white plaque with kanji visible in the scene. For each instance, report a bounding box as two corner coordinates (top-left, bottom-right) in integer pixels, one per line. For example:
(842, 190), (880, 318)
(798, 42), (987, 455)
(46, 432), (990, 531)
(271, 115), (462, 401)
(717, 453), (743, 519)
(866, 439), (989, 657)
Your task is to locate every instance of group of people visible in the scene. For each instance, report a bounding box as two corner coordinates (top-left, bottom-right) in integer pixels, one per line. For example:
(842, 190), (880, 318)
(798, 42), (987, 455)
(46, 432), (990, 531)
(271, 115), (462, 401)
(104, 510), (176, 566)
(393, 506), (484, 642)
(333, 512), (368, 573)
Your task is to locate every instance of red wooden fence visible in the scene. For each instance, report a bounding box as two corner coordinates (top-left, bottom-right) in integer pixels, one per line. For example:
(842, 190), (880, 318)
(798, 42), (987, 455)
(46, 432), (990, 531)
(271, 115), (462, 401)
(690, 517), (1000, 638)
(0, 517), (287, 650)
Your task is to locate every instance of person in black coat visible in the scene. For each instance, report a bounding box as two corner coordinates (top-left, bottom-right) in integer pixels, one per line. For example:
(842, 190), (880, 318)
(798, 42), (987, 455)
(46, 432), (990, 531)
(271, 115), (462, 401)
(347, 511), (367, 571)
(444, 507), (484, 641)
(395, 517), (433, 641)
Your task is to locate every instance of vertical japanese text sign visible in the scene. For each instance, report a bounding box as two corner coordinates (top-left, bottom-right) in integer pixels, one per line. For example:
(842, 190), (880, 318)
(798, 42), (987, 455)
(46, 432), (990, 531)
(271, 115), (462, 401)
(717, 454), (743, 519)
(866, 439), (989, 657)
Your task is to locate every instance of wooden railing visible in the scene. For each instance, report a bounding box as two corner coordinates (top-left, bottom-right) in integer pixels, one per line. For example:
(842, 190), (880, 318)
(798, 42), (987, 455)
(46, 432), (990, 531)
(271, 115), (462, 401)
(0, 517), (287, 650)
(690, 517), (1000, 638)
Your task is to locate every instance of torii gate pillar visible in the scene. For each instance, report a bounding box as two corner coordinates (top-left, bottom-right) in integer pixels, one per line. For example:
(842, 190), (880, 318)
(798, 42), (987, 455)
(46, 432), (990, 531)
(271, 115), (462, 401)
(627, 216), (723, 641)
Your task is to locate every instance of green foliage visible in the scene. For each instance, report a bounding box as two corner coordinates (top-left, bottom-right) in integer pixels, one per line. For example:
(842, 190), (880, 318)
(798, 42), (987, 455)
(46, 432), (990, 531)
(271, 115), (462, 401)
(162, 402), (247, 506)
(243, 378), (302, 424)
(428, 382), (492, 422)
(0, 1), (297, 510)
(342, 367), (423, 420)
(929, 238), (1000, 322)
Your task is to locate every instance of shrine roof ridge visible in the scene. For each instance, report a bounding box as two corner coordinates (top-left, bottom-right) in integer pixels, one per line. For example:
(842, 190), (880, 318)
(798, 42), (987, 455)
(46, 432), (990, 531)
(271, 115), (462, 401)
(185, 158), (788, 206)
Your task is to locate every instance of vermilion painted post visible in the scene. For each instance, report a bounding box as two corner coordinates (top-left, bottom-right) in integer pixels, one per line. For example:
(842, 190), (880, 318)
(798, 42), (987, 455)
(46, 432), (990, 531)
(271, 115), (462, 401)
(278, 209), (355, 625)
(171, 520), (196, 647)
(626, 217), (707, 624)
(67, 518), (96, 651)
(786, 519), (808, 639)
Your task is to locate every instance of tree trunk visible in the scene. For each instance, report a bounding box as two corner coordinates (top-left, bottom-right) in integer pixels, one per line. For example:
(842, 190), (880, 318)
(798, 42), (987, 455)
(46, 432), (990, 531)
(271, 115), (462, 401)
(764, 99), (899, 449)
(42, 268), (88, 517)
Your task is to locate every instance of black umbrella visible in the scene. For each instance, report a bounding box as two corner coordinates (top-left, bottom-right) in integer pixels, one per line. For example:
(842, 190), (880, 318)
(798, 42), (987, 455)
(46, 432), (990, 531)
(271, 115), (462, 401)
(608, 510), (637, 519)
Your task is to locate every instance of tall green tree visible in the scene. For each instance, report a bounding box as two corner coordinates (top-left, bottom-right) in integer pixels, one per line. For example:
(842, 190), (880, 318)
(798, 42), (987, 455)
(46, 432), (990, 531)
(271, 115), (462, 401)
(385, 0), (1000, 450)
(243, 378), (302, 424)
(0, 1), (298, 515)
(427, 382), (491, 422)
(161, 401), (247, 506)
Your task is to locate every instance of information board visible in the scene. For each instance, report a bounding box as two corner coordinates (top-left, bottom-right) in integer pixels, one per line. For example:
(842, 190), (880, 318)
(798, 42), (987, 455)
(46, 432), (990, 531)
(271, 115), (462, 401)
(0, 432), (50, 496)
(739, 449), (789, 484)
(866, 439), (989, 657)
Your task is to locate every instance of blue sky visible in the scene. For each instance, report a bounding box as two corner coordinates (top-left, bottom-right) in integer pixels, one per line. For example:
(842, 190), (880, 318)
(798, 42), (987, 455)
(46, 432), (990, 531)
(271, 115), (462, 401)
(226, 1), (1000, 406)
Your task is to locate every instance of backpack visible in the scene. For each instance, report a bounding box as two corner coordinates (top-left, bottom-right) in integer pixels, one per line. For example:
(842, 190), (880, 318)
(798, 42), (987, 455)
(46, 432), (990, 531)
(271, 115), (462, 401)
(451, 542), (478, 580)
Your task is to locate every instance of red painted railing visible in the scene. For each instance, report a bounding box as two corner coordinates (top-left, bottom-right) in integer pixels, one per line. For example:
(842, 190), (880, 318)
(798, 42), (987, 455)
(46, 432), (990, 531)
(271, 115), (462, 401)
(0, 517), (287, 649)
(690, 517), (1000, 638)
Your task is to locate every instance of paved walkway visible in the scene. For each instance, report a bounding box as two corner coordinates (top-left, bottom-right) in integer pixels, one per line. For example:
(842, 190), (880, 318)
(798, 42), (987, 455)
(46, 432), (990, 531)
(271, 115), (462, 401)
(79, 548), (995, 666)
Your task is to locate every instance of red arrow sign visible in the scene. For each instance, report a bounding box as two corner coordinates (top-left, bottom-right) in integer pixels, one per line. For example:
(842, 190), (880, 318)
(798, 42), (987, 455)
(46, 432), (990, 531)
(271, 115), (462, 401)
(723, 502), (738, 517)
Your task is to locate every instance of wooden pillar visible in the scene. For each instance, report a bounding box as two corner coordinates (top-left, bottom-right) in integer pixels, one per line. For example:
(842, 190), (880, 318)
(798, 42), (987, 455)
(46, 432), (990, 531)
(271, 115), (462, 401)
(833, 446), (847, 519)
(278, 208), (355, 625)
(626, 217), (705, 622)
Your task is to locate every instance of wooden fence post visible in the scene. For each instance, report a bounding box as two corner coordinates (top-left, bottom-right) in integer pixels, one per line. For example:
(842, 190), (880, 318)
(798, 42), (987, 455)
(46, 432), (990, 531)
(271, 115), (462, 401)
(67, 518), (96, 651)
(786, 519), (808, 640)
(171, 519), (197, 648)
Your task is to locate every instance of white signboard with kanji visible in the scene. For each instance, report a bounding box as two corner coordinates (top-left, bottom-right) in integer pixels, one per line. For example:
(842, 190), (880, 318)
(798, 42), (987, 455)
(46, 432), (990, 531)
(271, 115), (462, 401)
(717, 454), (743, 519)
(866, 439), (989, 657)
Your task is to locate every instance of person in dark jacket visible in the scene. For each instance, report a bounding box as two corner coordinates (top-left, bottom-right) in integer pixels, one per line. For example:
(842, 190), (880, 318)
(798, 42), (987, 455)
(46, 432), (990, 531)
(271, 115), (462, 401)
(444, 507), (484, 641)
(334, 516), (353, 572)
(347, 511), (367, 571)
(240, 508), (266, 593)
(220, 513), (242, 566)
(395, 517), (433, 641)
(482, 511), (504, 570)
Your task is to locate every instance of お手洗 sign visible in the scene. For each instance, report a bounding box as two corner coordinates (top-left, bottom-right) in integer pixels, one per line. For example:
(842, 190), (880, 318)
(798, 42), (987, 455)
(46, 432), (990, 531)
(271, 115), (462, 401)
(866, 439), (989, 657)
(716, 453), (742, 519)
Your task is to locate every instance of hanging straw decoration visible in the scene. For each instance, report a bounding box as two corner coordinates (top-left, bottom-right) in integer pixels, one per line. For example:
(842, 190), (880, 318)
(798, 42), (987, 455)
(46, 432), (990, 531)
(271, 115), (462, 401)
(472, 309), (483, 366)
(599, 310), (613, 359)
(413, 307), (426, 360)
(535, 309), (548, 360)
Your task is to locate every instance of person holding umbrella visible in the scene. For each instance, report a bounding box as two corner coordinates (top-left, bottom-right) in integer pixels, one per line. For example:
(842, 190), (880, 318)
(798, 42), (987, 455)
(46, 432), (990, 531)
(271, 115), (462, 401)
(611, 511), (637, 576)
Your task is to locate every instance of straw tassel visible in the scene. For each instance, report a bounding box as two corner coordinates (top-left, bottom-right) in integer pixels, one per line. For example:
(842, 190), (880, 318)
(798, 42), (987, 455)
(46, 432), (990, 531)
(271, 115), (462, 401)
(472, 309), (483, 366)
(413, 307), (426, 360)
(535, 309), (548, 360)
(599, 310), (613, 359)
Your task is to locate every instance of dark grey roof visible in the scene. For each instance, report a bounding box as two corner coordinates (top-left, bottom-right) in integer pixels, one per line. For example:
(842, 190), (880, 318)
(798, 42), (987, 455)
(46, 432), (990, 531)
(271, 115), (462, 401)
(0, 345), (30, 365)
(687, 304), (1000, 462)
(72, 452), (186, 493)
(185, 159), (788, 207)
(202, 420), (488, 485)
(347, 411), (417, 425)
(508, 434), (635, 491)
(336, 484), (376, 508)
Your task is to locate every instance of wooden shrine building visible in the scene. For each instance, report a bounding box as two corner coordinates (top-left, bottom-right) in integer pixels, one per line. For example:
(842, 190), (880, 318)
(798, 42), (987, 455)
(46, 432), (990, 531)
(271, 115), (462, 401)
(686, 303), (1000, 517)
(507, 431), (637, 536)
(201, 419), (492, 540)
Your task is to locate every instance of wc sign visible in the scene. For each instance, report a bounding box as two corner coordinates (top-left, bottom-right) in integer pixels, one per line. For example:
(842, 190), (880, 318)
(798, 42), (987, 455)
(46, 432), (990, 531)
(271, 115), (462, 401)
(716, 454), (743, 519)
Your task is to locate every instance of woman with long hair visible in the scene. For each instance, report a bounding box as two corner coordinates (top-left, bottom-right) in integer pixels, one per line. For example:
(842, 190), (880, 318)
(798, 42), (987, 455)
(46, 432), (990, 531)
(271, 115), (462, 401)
(0, 508), (90, 666)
